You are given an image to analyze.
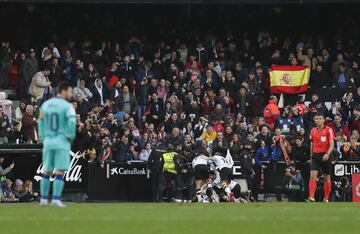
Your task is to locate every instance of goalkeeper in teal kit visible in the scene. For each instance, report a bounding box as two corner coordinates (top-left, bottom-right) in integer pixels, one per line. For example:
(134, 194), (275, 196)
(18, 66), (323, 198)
(38, 82), (76, 207)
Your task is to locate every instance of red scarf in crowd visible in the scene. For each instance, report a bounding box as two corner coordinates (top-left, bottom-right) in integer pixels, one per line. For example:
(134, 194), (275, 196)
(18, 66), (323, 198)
(274, 135), (291, 163)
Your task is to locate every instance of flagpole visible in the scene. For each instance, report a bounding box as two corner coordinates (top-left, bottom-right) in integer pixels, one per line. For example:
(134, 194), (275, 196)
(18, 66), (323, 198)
(278, 93), (284, 108)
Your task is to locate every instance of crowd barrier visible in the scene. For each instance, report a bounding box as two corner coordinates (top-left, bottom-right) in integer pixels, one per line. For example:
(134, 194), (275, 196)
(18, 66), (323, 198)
(1, 144), (359, 201)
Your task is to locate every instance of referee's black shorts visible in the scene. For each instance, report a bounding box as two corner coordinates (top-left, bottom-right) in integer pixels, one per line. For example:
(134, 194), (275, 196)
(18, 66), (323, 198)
(194, 164), (209, 181)
(310, 153), (331, 175)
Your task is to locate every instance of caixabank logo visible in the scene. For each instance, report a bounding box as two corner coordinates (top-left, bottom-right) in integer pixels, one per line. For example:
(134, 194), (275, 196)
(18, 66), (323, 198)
(334, 164), (360, 176)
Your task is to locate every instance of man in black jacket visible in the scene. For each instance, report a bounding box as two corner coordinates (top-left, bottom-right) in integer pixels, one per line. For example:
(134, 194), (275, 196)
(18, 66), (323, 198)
(165, 127), (183, 149)
(234, 86), (255, 116)
(113, 135), (133, 162)
(76, 93), (91, 123)
(147, 143), (166, 202)
(164, 113), (183, 134)
(148, 93), (164, 127)
(239, 141), (255, 198)
(174, 147), (195, 202)
(310, 65), (331, 88)
(290, 137), (310, 162)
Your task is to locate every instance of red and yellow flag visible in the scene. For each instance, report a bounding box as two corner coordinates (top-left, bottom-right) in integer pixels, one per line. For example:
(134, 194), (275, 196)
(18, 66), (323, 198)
(270, 65), (310, 94)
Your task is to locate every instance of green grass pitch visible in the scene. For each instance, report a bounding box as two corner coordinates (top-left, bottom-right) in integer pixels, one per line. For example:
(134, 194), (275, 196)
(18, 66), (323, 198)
(1, 203), (360, 234)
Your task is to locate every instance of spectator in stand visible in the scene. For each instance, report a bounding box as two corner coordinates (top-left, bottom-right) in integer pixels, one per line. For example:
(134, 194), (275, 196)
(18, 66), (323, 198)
(110, 81), (122, 100)
(73, 79), (93, 102)
(235, 86), (254, 117)
(2, 179), (19, 202)
(21, 180), (39, 202)
(333, 63), (353, 89)
(0, 41), (11, 89)
(310, 64), (331, 88)
(113, 135), (133, 162)
(194, 117), (208, 140)
(255, 140), (272, 167)
(21, 105), (37, 144)
(276, 107), (294, 136)
(76, 93), (91, 123)
(49, 58), (63, 96)
(212, 131), (229, 156)
(42, 41), (61, 59)
(84, 64), (100, 85)
(28, 67), (52, 104)
(290, 136), (310, 162)
(263, 95), (280, 129)
(0, 155), (14, 181)
(99, 138), (113, 166)
(201, 125), (217, 144)
(14, 100), (26, 136)
(42, 49), (53, 68)
(0, 105), (10, 144)
(331, 53), (346, 75)
(114, 85), (137, 115)
(297, 48), (317, 70)
(0, 92), (12, 122)
(209, 104), (225, 125)
(164, 113), (183, 135)
(329, 115), (351, 141)
(341, 92), (356, 120)
(22, 49), (38, 98)
(271, 128), (291, 162)
(13, 179), (26, 201)
(139, 142), (152, 161)
(147, 93), (165, 127)
(165, 127), (182, 148)
(91, 78), (109, 106)
(291, 106), (304, 134)
(17, 52), (27, 97)
(256, 125), (272, 149)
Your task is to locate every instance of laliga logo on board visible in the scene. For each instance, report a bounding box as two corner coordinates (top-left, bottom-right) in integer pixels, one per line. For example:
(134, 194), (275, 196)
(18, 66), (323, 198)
(334, 164), (345, 176)
(334, 164), (360, 176)
(34, 151), (84, 183)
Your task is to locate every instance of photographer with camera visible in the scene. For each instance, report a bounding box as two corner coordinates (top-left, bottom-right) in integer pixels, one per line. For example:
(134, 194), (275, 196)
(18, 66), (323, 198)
(283, 163), (304, 201)
(174, 147), (195, 202)
(333, 177), (352, 202)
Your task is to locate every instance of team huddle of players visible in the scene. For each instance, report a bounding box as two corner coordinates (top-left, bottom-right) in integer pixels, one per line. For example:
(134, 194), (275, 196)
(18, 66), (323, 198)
(147, 142), (250, 203)
(192, 153), (246, 203)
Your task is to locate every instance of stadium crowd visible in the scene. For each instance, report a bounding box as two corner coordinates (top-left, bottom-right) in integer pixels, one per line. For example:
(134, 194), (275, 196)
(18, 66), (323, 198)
(1, 19), (360, 201)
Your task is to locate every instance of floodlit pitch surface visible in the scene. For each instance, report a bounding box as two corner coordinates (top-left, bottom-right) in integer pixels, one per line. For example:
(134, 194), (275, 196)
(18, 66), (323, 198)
(1, 203), (359, 234)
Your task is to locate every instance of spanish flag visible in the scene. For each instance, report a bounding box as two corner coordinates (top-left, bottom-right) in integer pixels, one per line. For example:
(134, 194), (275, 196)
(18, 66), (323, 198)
(270, 65), (310, 94)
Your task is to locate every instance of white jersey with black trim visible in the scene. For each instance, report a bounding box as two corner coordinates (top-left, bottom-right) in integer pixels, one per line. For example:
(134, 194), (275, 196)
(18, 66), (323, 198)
(192, 155), (209, 168)
(212, 155), (232, 170)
